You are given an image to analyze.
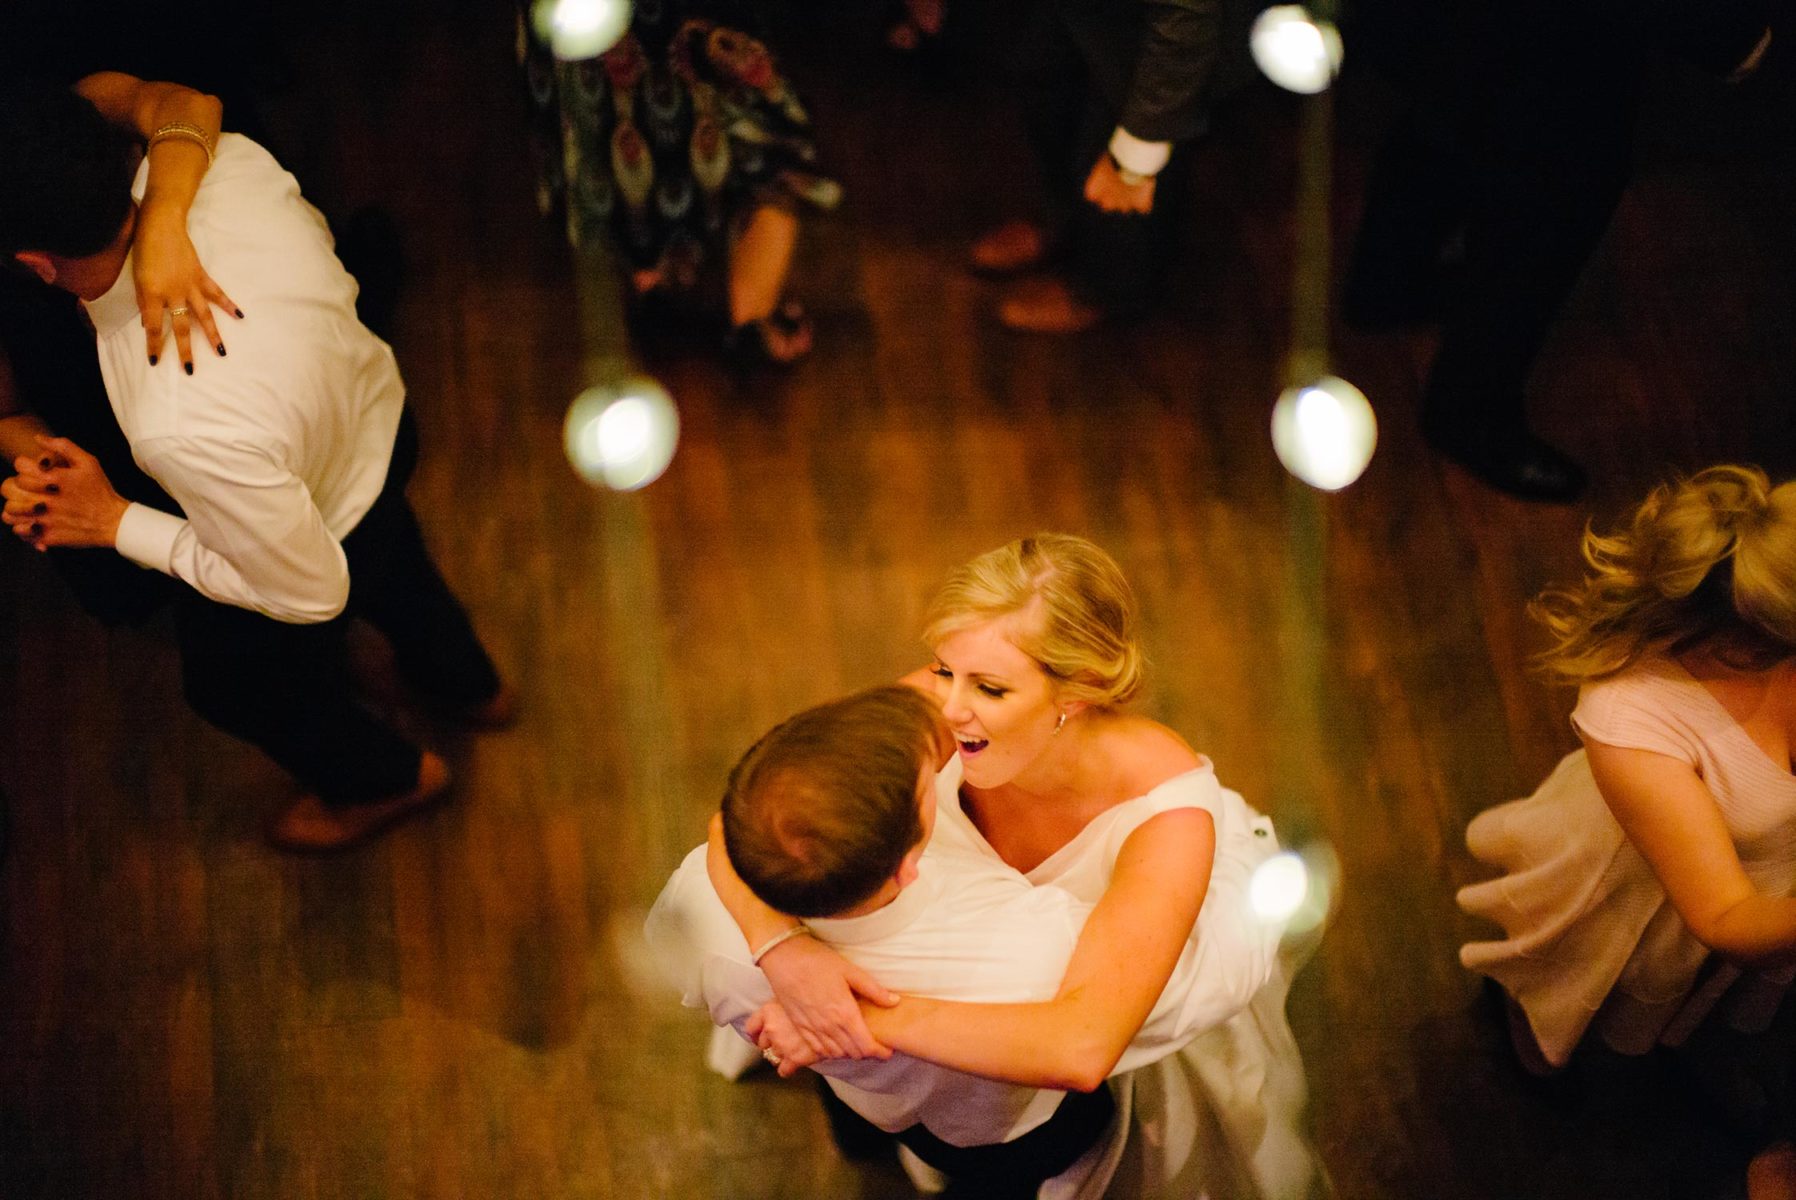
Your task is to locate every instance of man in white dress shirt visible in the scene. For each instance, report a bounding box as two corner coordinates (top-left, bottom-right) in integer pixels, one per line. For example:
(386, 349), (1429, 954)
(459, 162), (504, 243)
(0, 88), (507, 850)
(647, 686), (1275, 1199)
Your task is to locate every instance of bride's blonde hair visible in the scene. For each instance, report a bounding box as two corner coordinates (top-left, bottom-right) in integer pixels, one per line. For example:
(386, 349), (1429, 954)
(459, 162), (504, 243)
(921, 533), (1145, 708)
(1533, 465), (1796, 681)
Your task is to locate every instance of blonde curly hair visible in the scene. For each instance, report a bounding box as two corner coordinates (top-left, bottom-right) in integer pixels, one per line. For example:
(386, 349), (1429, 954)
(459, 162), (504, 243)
(1533, 465), (1796, 681)
(922, 533), (1146, 708)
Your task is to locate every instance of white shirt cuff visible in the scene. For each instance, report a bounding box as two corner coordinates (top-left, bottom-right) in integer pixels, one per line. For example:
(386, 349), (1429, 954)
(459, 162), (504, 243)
(1108, 128), (1172, 178)
(114, 502), (186, 574)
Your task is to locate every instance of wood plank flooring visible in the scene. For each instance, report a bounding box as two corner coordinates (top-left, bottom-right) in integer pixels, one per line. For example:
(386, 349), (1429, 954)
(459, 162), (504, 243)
(3, 2), (1795, 1197)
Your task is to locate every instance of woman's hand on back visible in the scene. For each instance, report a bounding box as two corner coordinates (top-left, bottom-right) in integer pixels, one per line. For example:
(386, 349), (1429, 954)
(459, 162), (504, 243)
(132, 204), (240, 371)
(756, 934), (899, 1060)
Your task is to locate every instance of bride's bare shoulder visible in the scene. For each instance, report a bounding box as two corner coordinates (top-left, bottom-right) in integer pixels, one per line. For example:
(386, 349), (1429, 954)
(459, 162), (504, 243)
(1098, 715), (1207, 792)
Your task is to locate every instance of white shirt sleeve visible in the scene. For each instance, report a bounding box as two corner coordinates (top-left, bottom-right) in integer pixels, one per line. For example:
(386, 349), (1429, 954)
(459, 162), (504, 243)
(1108, 127), (1173, 178)
(115, 434), (351, 624)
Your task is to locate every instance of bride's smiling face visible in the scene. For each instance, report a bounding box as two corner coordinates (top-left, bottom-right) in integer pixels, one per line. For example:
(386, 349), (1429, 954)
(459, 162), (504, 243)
(930, 618), (1067, 790)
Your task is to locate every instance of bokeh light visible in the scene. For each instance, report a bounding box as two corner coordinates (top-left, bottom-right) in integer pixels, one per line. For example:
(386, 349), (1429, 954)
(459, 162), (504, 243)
(564, 377), (680, 491)
(1250, 6), (1344, 95)
(533, 0), (633, 61)
(1250, 852), (1309, 923)
(1250, 842), (1339, 937)
(1271, 375), (1377, 491)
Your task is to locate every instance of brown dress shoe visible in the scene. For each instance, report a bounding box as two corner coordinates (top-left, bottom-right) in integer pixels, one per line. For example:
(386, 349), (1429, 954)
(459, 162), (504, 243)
(969, 221), (1051, 276)
(997, 276), (1103, 334)
(268, 751), (452, 853)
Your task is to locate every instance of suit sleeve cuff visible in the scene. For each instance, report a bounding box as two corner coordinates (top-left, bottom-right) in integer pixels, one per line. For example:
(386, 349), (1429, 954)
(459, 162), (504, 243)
(1108, 128), (1172, 178)
(114, 501), (185, 574)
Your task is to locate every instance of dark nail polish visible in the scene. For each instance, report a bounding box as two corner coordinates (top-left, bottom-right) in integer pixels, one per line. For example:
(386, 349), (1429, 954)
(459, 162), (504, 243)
(148, 354), (158, 366)
(32, 502), (46, 515)
(184, 362), (193, 376)
(234, 308), (245, 319)
(45, 484), (59, 495)
(217, 343), (227, 356)
(29, 523), (42, 537)
(37, 457), (50, 470)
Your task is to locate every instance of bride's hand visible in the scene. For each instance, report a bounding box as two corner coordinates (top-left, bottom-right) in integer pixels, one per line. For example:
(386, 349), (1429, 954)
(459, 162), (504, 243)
(132, 197), (241, 372)
(745, 1002), (820, 1078)
(756, 934), (898, 1060)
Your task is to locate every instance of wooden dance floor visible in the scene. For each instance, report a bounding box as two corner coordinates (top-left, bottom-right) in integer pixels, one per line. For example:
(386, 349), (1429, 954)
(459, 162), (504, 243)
(3, 2), (1795, 1197)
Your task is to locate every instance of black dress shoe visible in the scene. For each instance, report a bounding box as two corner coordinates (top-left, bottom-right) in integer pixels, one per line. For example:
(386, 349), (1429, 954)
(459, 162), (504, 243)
(1422, 419), (1588, 503)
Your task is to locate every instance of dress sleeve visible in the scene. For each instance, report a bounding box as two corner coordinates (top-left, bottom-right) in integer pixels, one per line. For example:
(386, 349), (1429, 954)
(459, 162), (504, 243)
(1570, 667), (1702, 766)
(1115, 764), (1231, 854)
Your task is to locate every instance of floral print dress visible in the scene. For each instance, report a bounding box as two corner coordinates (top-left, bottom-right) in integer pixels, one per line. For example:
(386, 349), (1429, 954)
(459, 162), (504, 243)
(519, 0), (839, 299)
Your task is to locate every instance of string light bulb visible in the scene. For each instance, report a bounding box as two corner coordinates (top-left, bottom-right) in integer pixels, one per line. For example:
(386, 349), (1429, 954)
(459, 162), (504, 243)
(534, 0), (633, 61)
(564, 377), (679, 491)
(1249, 843), (1339, 935)
(1271, 375), (1376, 491)
(1251, 6), (1344, 94)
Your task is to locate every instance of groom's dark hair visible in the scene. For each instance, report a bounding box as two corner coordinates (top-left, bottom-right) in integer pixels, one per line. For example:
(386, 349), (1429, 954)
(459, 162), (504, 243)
(0, 87), (138, 260)
(722, 686), (946, 918)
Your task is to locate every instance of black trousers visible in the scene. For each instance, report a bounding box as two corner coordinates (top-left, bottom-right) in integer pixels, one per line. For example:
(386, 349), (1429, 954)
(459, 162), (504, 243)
(1344, 6), (1642, 439)
(817, 1074), (1117, 1199)
(171, 412), (499, 806)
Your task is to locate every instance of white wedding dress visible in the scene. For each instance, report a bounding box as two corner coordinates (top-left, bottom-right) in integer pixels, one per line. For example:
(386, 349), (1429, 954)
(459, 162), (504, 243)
(929, 756), (1315, 1200)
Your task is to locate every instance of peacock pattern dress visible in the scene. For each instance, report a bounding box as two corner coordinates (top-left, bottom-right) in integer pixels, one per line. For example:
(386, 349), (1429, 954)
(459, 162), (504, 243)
(518, 0), (839, 299)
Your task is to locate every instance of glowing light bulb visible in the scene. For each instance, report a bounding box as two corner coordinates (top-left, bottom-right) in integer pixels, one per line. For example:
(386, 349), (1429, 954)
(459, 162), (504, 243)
(1250, 852), (1310, 923)
(565, 377), (679, 491)
(534, 0), (633, 61)
(1250, 6), (1344, 94)
(1250, 842), (1340, 936)
(1271, 375), (1376, 491)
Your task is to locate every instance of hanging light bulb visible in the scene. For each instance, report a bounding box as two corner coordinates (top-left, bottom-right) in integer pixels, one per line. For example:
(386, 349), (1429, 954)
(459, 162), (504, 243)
(564, 376), (679, 491)
(1249, 842), (1339, 935)
(534, 0), (633, 61)
(1251, 6), (1344, 94)
(1271, 375), (1376, 491)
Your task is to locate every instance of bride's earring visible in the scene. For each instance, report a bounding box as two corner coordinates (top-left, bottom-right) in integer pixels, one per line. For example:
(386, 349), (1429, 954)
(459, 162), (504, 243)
(1054, 711), (1067, 735)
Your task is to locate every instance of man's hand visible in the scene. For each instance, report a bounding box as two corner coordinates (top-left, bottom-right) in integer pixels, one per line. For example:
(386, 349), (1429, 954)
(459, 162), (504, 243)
(1084, 153), (1157, 215)
(2, 436), (129, 551)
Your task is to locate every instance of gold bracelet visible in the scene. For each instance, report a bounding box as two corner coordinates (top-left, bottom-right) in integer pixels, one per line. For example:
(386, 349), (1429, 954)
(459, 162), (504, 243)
(148, 122), (215, 166)
(750, 924), (812, 965)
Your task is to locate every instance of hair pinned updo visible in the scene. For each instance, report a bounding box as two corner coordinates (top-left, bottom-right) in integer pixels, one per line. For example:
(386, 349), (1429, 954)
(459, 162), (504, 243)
(1533, 465), (1796, 680)
(922, 534), (1145, 708)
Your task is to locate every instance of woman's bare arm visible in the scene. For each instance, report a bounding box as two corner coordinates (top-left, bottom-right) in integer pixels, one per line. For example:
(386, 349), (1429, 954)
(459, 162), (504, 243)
(72, 72), (238, 368)
(858, 805), (1216, 1091)
(1590, 740), (1796, 965)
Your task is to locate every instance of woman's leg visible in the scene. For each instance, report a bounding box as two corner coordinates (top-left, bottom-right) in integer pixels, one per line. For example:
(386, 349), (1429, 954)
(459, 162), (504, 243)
(729, 205), (799, 326)
(727, 204), (812, 361)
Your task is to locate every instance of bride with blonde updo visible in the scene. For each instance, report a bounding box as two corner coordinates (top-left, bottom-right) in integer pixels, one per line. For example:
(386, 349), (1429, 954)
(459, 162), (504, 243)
(1460, 466), (1796, 1165)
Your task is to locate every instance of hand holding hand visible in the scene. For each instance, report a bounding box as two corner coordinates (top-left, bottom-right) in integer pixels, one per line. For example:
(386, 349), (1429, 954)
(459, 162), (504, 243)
(756, 933), (899, 1061)
(133, 199), (241, 373)
(2, 436), (128, 551)
(1084, 154), (1157, 215)
(745, 1002), (823, 1078)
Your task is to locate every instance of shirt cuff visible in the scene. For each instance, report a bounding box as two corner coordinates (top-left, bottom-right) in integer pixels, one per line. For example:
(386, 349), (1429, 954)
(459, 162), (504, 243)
(114, 501), (185, 574)
(1108, 128), (1172, 178)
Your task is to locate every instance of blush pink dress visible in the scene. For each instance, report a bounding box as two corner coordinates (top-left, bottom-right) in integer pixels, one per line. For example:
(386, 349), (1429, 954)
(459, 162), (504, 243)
(1459, 658), (1796, 1068)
